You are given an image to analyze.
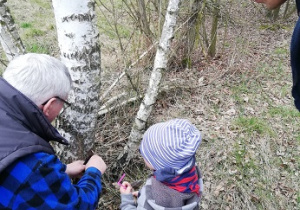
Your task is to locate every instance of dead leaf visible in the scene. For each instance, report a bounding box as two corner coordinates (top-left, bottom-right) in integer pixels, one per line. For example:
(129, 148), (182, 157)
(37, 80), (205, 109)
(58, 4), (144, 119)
(214, 182), (225, 196)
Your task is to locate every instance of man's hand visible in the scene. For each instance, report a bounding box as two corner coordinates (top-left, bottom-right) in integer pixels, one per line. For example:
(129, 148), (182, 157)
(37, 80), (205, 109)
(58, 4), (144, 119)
(85, 155), (107, 175)
(66, 160), (85, 178)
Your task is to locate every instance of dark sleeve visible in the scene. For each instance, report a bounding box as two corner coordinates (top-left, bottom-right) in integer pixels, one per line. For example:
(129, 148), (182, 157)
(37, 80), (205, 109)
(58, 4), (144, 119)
(291, 17), (300, 111)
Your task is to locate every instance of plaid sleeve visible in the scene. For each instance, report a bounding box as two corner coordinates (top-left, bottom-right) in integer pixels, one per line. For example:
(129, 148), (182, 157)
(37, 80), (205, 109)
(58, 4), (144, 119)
(0, 152), (102, 210)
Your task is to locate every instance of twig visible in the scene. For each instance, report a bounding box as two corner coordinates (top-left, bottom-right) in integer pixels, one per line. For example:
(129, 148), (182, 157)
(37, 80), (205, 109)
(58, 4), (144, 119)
(100, 92), (128, 109)
(98, 95), (142, 116)
(99, 13), (198, 102)
(99, 44), (157, 101)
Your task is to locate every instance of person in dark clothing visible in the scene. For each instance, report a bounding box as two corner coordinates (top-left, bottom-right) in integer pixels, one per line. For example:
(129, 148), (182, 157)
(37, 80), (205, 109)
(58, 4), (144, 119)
(0, 53), (107, 209)
(254, 0), (300, 111)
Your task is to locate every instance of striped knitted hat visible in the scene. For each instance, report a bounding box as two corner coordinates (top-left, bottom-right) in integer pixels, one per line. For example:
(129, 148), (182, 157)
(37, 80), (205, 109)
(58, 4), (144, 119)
(140, 119), (202, 170)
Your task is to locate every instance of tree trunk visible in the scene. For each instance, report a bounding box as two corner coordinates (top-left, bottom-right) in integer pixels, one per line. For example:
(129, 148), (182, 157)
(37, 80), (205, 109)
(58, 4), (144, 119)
(170, 0), (203, 68)
(208, 0), (220, 57)
(52, 0), (101, 162)
(120, 0), (182, 163)
(137, 0), (153, 38)
(0, 0), (25, 61)
(181, 0), (202, 68)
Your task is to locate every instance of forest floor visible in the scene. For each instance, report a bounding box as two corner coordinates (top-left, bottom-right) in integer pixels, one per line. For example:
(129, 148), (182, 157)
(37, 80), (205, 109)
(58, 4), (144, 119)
(5, 0), (300, 210)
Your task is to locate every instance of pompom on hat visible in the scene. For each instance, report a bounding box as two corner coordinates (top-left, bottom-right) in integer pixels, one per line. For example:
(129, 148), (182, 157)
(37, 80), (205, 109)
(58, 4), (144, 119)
(140, 119), (202, 171)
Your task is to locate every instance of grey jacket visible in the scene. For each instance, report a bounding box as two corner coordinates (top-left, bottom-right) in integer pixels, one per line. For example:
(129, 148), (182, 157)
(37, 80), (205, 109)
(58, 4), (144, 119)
(120, 174), (203, 210)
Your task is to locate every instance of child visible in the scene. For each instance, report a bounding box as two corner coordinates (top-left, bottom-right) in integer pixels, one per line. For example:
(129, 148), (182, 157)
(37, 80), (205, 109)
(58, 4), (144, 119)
(120, 119), (203, 210)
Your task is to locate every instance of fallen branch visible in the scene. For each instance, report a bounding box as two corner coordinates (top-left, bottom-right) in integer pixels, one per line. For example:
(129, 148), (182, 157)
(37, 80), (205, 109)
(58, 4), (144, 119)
(98, 95), (142, 116)
(100, 92), (128, 110)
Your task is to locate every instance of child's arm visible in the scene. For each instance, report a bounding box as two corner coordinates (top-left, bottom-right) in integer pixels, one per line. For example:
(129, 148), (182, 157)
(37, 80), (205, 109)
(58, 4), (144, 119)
(253, 0), (288, 9)
(119, 181), (138, 210)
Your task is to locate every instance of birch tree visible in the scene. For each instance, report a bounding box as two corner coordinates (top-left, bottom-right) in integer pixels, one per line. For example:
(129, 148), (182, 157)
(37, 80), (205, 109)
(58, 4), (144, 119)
(52, 0), (101, 161)
(0, 0), (25, 61)
(120, 0), (182, 162)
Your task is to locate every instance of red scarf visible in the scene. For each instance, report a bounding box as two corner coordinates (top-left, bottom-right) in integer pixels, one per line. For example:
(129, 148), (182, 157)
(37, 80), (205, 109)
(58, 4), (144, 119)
(161, 166), (200, 196)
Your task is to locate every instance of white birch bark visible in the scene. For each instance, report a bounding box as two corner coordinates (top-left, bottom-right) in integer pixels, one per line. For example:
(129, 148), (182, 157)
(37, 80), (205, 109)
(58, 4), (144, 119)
(0, 0), (25, 61)
(52, 0), (101, 161)
(122, 0), (182, 161)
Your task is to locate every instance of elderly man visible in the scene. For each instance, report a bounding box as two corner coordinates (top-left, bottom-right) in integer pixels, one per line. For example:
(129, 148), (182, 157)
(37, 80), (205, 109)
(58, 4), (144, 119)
(254, 0), (300, 111)
(0, 53), (106, 209)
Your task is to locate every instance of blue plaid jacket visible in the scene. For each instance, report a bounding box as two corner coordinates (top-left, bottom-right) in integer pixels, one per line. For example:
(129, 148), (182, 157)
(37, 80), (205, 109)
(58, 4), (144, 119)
(0, 152), (102, 210)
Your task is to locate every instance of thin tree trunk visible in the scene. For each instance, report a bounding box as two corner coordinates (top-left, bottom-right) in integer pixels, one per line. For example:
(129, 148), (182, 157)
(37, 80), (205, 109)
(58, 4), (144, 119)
(119, 0), (182, 163)
(182, 0), (202, 68)
(272, 6), (281, 20)
(0, 0), (25, 61)
(171, 0), (202, 68)
(52, 0), (101, 161)
(208, 0), (220, 57)
(137, 0), (152, 38)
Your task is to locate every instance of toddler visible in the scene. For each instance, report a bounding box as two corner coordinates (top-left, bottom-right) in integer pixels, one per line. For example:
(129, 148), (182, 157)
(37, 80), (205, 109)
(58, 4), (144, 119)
(120, 119), (203, 210)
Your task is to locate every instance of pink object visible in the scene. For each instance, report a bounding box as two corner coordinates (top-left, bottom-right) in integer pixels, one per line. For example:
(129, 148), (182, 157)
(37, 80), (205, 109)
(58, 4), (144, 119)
(117, 173), (126, 188)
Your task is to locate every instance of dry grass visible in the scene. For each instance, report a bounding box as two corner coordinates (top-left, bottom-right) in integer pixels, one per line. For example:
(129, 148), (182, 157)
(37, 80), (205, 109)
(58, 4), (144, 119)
(4, 0), (300, 209)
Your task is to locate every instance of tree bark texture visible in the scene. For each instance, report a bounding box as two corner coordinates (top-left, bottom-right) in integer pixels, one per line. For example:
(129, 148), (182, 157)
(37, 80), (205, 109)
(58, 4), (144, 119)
(0, 0), (25, 61)
(52, 0), (101, 161)
(122, 0), (182, 162)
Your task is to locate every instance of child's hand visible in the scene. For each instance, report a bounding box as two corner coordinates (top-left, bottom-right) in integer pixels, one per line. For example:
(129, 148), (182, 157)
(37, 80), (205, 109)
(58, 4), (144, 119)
(120, 181), (132, 194)
(132, 191), (139, 197)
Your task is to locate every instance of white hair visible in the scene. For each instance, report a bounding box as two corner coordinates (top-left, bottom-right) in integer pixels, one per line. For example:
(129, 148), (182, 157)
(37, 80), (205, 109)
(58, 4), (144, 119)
(3, 53), (72, 105)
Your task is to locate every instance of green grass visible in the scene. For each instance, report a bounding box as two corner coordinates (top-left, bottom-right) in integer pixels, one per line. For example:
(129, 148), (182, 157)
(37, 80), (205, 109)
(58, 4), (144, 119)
(255, 61), (286, 80)
(20, 22), (32, 28)
(26, 43), (50, 54)
(296, 134), (300, 143)
(253, 187), (275, 209)
(25, 28), (46, 37)
(233, 139), (258, 174)
(234, 116), (275, 137)
(234, 140), (246, 165)
(268, 106), (300, 118)
(259, 23), (289, 31)
(231, 80), (255, 106)
(31, 0), (52, 9)
(274, 47), (288, 55)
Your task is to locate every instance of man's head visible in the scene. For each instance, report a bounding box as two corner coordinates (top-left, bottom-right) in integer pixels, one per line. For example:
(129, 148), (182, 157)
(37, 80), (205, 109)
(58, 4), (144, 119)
(3, 53), (72, 122)
(140, 119), (202, 171)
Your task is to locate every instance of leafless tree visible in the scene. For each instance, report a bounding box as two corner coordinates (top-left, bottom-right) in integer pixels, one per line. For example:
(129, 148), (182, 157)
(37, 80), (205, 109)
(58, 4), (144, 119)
(119, 0), (183, 162)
